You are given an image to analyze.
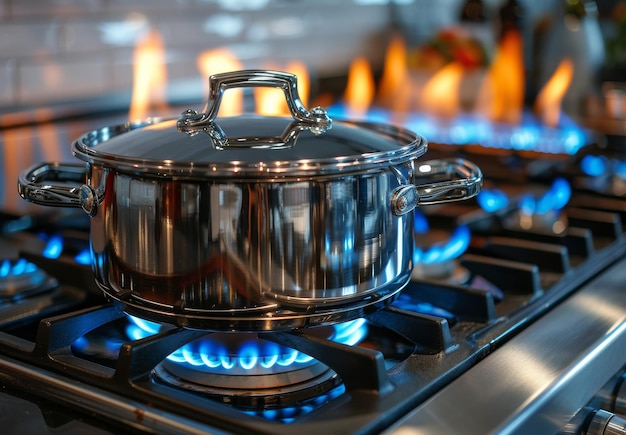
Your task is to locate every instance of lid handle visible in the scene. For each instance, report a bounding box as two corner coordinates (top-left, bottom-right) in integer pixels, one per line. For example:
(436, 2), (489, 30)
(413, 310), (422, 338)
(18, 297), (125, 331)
(177, 70), (332, 135)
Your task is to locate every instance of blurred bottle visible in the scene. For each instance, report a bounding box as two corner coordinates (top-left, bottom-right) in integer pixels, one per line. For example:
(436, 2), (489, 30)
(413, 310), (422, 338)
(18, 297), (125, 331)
(460, 0), (486, 22)
(535, 0), (605, 116)
(459, 0), (494, 54)
(604, 1), (626, 81)
(497, 0), (523, 40)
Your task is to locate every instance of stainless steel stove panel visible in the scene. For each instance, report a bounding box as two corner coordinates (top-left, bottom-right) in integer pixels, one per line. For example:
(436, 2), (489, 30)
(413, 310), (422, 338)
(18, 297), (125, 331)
(385, 256), (626, 435)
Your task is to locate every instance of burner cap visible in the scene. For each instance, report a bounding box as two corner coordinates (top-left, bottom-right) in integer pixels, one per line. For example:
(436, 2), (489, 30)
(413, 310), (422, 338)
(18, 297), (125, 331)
(153, 356), (341, 409)
(0, 259), (57, 300)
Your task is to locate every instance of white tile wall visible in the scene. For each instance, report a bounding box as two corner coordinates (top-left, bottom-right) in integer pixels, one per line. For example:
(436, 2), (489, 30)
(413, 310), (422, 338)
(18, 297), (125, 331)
(4, 0), (543, 110)
(0, 0), (398, 109)
(0, 60), (14, 104)
(18, 53), (111, 102)
(9, 0), (103, 17)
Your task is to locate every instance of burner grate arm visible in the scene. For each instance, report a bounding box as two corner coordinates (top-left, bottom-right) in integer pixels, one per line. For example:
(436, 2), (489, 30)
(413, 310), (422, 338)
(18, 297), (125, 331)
(260, 329), (394, 396)
(115, 328), (208, 382)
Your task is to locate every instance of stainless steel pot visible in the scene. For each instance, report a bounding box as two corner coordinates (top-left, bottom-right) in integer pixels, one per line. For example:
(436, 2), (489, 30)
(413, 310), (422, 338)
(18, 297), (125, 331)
(18, 70), (482, 331)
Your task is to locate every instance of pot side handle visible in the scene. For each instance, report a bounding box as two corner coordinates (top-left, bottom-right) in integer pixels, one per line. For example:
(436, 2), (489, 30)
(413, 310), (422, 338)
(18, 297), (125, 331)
(391, 158), (483, 216)
(18, 162), (97, 216)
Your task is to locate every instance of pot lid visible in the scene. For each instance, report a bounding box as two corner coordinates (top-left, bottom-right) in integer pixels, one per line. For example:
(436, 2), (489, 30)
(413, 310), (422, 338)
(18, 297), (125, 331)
(72, 70), (427, 177)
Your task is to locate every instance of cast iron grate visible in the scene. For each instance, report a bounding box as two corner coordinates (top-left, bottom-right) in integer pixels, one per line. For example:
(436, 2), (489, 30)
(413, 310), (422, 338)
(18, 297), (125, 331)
(1, 148), (625, 434)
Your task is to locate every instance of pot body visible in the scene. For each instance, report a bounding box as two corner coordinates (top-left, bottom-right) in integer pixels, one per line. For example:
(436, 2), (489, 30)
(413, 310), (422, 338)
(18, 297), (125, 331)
(17, 71), (483, 330)
(88, 161), (414, 324)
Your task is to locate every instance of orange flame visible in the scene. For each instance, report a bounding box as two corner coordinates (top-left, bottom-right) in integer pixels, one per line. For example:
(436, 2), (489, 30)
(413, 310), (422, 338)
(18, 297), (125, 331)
(344, 57), (375, 118)
(286, 61), (310, 109)
(378, 35), (411, 113)
(3, 129), (31, 211)
(197, 48), (244, 117)
(255, 62), (286, 116)
(476, 30), (525, 123)
(129, 30), (168, 121)
(255, 62), (310, 116)
(421, 62), (464, 118)
(534, 59), (574, 126)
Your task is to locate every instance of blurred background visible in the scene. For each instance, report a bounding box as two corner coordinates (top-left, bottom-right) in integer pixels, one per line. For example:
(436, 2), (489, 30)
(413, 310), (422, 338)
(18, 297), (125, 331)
(4, 0), (625, 211)
(0, 0), (623, 125)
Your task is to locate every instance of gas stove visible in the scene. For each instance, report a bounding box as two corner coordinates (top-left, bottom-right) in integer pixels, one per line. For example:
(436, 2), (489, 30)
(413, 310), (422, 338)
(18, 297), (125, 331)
(0, 113), (625, 435)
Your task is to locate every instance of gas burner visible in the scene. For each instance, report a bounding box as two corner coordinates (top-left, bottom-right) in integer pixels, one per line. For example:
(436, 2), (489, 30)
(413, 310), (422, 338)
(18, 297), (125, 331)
(38, 233), (92, 265)
(580, 152), (626, 180)
(411, 213), (471, 284)
(155, 319), (367, 377)
(519, 178), (570, 214)
(73, 314), (369, 411)
(578, 154), (626, 197)
(508, 208), (569, 234)
(327, 108), (589, 155)
(0, 258), (57, 300)
(485, 178), (572, 234)
(154, 358), (342, 409)
(477, 188), (510, 213)
(150, 319), (367, 408)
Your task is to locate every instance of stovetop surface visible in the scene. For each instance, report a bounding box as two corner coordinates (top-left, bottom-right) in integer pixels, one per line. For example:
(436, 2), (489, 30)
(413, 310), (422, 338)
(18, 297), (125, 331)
(1, 112), (625, 434)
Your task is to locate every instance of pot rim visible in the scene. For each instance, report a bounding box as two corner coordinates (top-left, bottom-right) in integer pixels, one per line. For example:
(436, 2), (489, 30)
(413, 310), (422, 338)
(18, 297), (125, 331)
(71, 117), (427, 178)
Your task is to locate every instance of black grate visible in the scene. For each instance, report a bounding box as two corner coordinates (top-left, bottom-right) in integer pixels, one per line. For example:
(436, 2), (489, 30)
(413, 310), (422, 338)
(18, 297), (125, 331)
(0, 145), (625, 434)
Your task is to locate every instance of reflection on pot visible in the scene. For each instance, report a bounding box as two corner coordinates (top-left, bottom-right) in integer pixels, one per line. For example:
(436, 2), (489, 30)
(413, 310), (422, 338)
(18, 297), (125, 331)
(92, 166), (412, 313)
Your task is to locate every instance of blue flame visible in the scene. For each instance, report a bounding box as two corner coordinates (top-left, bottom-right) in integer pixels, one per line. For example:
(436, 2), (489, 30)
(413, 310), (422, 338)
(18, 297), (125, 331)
(538, 178), (571, 213)
(243, 384), (346, 423)
(615, 160), (626, 179)
(123, 316), (368, 372)
(414, 225), (470, 265)
(0, 258), (39, 277)
(126, 315), (161, 341)
(522, 178), (571, 215)
(477, 189), (509, 212)
(413, 211), (429, 234)
(562, 127), (587, 155)
(72, 335), (89, 351)
(74, 249), (92, 265)
(0, 260), (8, 277)
(581, 155), (626, 179)
(580, 155), (607, 177)
(327, 105), (587, 155)
(391, 294), (456, 322)
(42, 235), (64, 259)
(38, 234), (92, 265)
(331, 318), (367, 346)
(520, 195), (536, 215)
